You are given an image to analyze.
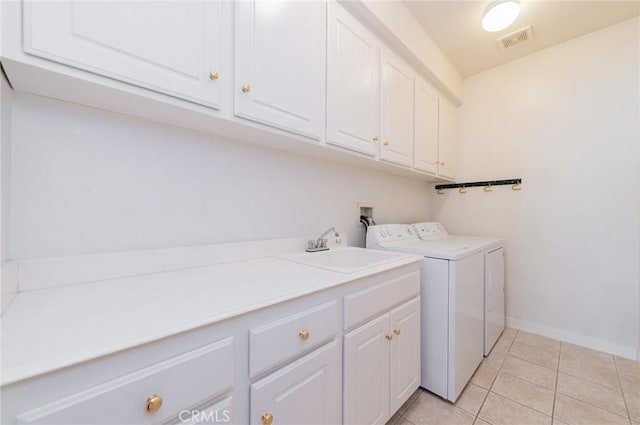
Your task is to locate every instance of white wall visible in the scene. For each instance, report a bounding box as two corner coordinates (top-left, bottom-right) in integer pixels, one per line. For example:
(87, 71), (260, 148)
(8, 92), (430, 260)
(429, 18), (640, 358)
(1, 73), (11, 264)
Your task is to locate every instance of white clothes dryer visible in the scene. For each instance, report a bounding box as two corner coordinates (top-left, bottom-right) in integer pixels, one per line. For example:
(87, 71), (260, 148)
(412, 222), (505, 356)
(366, 224), (484, 402)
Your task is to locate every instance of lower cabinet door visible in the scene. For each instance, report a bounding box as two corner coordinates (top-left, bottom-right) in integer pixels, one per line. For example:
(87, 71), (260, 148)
(250, 341), (340, 425)
(389, 297), (421, 413)
(343, 314), (390, 425)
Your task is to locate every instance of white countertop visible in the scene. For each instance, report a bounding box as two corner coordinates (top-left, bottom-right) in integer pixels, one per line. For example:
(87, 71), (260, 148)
(1, 249), (421, 386)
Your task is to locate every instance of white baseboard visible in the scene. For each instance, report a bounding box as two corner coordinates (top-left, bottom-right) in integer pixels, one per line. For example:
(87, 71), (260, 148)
(506, 316), (638, 361)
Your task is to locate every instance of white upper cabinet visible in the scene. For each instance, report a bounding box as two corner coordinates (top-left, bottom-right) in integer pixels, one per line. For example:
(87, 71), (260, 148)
(327, 2), (380, 156)
(234, 0), (326, 140)
(14, 0), (458, 181)
(23, 1), (223, 109)
(413, 76), (440, 174)
(438, 98), (458, 180)
(380, 48), (414, 167)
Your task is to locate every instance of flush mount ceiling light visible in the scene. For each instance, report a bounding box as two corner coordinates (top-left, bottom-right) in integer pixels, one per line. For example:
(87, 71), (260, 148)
(482, 0), (520, 32)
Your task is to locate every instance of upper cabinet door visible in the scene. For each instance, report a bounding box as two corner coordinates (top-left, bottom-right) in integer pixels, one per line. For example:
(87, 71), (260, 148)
(413, 77), (439, 174)
(438, 98), (458, 180)
(380, 48), (414, 167)
(327, 2), (380, 156)
(235, 0), (326, 140)
(23, 1), (223, 109)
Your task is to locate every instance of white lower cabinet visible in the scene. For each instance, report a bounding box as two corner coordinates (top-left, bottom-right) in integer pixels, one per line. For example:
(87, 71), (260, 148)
(250, 341), (340, 425)
(343, 314), (390, 425)
(389, 298), (421, 413)
(343, 297), (421, 425)
(14, 337), (235, 425)
(4, 264), (421, 425)
(170, 396), (233, 425)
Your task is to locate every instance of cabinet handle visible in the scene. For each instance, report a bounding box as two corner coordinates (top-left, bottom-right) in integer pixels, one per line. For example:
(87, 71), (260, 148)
(241, 84), (251, 93)
(435, 161), (440, 165)
(373, 136), (379, 142)
(262, 413), (274, 425)
(385, 333), (393, 341)
(209, 71), (219, 80)
(440, 162), (445, 166)
(299, 329), (310, 341)
(393, 328), (401, 335)
(145, 395), (163, 414)
(383, 141), (390, 147)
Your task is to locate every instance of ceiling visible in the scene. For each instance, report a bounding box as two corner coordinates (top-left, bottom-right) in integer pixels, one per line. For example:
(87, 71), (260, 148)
(403, 0), (640, 77)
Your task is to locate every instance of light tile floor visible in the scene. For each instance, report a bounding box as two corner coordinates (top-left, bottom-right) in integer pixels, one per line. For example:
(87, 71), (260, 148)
(388, 328), (640, 425)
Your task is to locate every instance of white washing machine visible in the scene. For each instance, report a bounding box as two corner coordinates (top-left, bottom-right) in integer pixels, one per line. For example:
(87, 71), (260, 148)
(366, 224), (484, 402)
(412, 222), (505, 356)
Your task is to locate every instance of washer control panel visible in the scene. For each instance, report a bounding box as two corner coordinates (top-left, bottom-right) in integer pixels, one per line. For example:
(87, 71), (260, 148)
(412, 222), (449, 240)
(366, 224), (419, 247)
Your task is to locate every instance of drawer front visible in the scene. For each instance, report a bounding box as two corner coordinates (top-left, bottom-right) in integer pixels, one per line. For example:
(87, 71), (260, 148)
(250, 340), (340, 425)
(344, 271), (419, 330)
(16, 337), (234, 425)
(169, 395), (233, 425)
(250, 300), (339, 378)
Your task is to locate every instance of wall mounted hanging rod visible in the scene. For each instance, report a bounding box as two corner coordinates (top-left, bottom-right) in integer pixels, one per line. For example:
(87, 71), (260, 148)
(435, 178), (522, 191)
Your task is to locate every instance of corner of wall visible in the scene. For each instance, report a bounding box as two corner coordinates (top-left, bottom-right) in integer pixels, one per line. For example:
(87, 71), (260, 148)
(1, 69), (16, 314)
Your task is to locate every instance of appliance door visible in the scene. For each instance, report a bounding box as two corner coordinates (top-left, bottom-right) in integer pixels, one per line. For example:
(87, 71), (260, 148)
(448, 252), (484, 402)
(485, 247), (505, 355)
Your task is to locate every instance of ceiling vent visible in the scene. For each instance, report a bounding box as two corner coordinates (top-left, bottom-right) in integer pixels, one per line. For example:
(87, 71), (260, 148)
(497, 25), (533, 50)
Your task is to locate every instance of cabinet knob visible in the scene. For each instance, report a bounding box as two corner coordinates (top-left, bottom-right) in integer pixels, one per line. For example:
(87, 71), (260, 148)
(435, 161), (440, 165)
(262, 412), (274, 425)
(373, 136), (379, 142)
(145, 395), (163, 414)
(209, 71), (219, 80)
(393, 328), (401, 335)
(383, 141), (390, 147)
(299, 329), (310, 341)
(440, 162), (445, 166)
(242, 84), (251, 93)
(385, 333), (393, 341)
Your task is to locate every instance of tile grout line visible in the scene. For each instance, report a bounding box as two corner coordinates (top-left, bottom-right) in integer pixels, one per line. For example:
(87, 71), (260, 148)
(473, 329), (519, 425)
(556, 366), (622, 391)
(557, 391), (632, 423)
(612, 357), (634, 425)
(555, 373), (633, 418)
(555, 344), (633, 423)
(551, 343), (562, 423)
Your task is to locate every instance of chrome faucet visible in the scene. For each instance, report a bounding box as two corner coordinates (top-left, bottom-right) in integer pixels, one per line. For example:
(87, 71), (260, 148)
(306, 227), (342, 252)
